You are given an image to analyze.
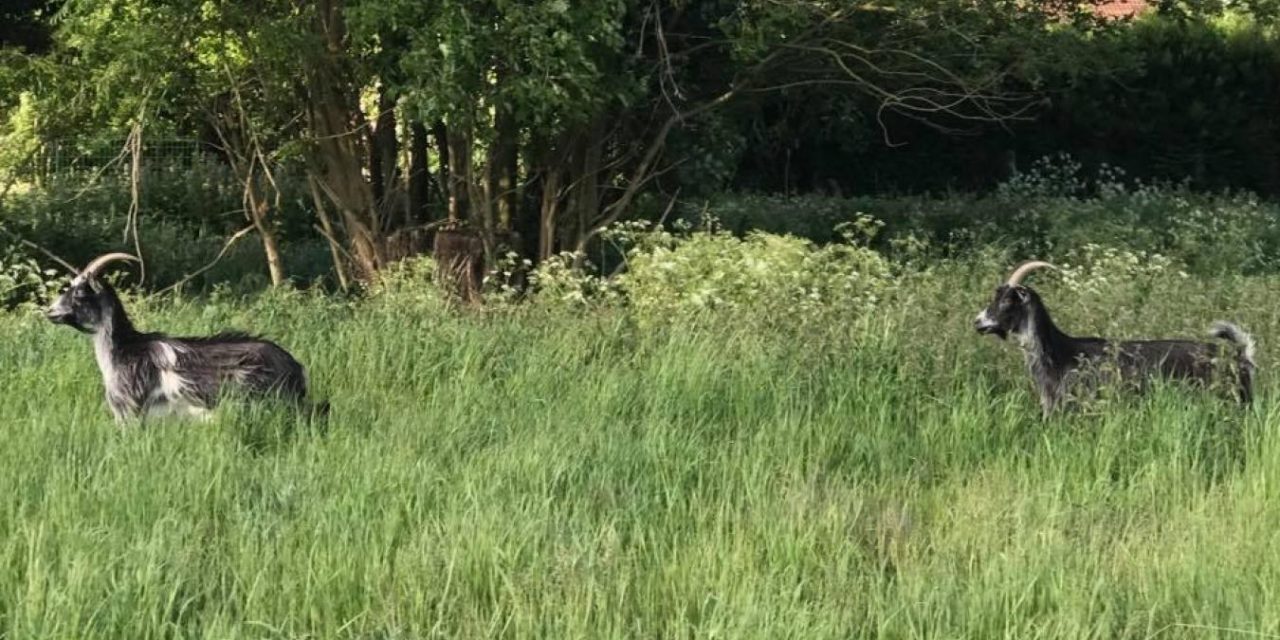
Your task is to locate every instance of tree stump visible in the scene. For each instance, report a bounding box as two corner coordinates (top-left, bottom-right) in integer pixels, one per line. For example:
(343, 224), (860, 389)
(385, 225), (433, 264)
(433, 227), (485, 304)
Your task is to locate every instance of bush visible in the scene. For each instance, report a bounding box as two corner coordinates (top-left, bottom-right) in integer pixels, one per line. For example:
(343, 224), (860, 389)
(365, 255), (445, 312)
(617, 222), (893, 324)
(0, 242), (64, 309)
(528, 252), (621, 309)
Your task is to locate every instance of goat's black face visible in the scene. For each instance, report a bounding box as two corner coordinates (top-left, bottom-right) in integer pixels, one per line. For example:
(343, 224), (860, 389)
(974, 284), (1032, 340)
(45, 277), (106, 334)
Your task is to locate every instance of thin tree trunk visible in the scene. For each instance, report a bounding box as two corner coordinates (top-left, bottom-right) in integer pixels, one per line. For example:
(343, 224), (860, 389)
(432, 120), (451, 217)
(210, 108), (286, 287)
(308, 174), (350, 291)
(539, 167), (561, 262)
(573, 87), (739, 262)
(368, 83), (398, 211)
(407, 120), (431, 224)
(490, 93), (519, 234)
(446, 127), (470, 222)
(466, 136), (496, 266)
(245, 178), (286, 286)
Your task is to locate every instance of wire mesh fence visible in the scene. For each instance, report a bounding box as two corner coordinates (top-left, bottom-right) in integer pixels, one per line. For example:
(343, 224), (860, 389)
(28, 138), (231, 184)
(11, 137), (315, 242)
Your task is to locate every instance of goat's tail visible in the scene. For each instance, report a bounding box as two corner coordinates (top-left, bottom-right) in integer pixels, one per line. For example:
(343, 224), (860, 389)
(1209, 321), (1257, 367)
(1210, 321), (1257, 406)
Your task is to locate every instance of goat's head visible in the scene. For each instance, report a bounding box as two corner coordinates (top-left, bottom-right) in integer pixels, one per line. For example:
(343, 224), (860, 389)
(974, 261), (1057, 340)
(46, 253), (139, 333)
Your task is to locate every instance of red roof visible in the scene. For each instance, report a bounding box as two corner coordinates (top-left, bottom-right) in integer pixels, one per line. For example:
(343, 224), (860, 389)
(1095, 0), (1149, 18)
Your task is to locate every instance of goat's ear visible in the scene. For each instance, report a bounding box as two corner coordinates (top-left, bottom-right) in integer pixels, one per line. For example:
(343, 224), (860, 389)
(86, 277), (103, 293)
(1012, 285), (1030, 303)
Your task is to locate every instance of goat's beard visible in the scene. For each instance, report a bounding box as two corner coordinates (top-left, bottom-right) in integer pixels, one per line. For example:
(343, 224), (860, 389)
(976, 325), (1009, 340)
(47, 314), (92, 334)
(60, 318), (94, 334)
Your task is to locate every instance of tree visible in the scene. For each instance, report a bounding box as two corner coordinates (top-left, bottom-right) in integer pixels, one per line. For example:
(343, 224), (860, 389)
(3, 0), (1098, 285)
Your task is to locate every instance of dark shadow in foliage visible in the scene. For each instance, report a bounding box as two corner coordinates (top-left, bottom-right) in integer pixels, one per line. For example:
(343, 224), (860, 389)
(722, 17), (1280, 197)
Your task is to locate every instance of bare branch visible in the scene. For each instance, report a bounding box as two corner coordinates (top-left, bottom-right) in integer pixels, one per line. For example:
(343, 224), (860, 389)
(154, 225), (256, 297)
(0, 224), (78, 274)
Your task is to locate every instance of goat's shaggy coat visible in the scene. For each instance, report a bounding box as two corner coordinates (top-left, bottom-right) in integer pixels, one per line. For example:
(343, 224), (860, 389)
(47, 253), (325, 422)
(974, 261), (1255, 415)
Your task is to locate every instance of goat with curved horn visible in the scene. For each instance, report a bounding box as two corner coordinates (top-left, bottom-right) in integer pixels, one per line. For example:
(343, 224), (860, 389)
(79, 252), (140, 278)
(974, 259), (1254, 415)
(45, 252), (328, 423)
(1005, 260), (1058, 286)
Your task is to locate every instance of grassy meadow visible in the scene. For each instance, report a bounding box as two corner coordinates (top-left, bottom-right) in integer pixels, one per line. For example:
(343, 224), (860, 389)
(3, 252), (1280, 639)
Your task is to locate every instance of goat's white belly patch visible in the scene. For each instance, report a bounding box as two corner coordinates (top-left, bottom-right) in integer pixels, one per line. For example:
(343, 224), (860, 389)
(146, 370), (209, 419)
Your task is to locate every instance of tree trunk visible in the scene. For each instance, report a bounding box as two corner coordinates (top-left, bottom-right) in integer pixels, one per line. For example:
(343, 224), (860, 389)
(308, 174), (350, 291)
(407, 120), (431, 224)
(432, 120), (452, 218)
(572, 88), (740, 261)
(490, 97), (519, 235)
(434, 227), (485, 304)
(305, 0), (383, 279)
(368, 83), (399, 213)
(245, 178), (286, 287)
(561, 128), (602, 255)
(446, 126), (471, 223)
(538, 166), (562, 262)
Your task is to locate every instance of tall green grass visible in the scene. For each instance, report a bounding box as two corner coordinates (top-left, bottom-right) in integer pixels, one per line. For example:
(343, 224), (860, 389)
(3, 264), (1280, 638)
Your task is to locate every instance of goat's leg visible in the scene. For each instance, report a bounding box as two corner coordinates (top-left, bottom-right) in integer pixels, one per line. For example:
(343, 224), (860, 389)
(185, 404), (214, 421)
(1236, 366), (1254, 406)
(106, 394), (136, 426)
(1040, 394), (1057, 418)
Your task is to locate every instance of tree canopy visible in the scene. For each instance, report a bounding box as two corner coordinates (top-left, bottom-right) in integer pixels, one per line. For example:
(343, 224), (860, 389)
(2, 0), (1274, 286)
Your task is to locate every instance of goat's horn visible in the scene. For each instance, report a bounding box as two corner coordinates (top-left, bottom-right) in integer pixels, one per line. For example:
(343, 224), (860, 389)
(1005, 260), (1058, 286)
(80, 252), (140, 277)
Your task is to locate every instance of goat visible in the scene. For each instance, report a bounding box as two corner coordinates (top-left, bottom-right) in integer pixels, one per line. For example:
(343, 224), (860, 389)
(974, 261), (1255, 415)
(46, 253), (328, 422)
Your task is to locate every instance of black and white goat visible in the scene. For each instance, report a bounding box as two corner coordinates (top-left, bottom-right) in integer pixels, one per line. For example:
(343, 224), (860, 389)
(974, 261), (1255, 415)
(46, 253), (327, 422)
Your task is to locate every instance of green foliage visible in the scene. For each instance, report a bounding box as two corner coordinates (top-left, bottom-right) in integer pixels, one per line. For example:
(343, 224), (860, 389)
(364, 254), (445, 312)
(706, 11), (1280, 197)
(695, 155), (1280, 276)
(619, 224), (893, 324)
(0, 0), (1276, 299)
(0, 168), (331, 294)
(362, 0), (635, 131)
(528, 251), (622, 308)
(0, 242), (64, 309)
(0, 91), (40, 181)
(1042, 16), (1280, 193)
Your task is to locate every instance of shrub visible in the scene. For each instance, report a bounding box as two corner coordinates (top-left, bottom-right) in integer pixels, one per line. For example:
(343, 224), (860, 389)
(366, 255), (445, 311)
(618, 223), (894, 324)
(0, 242), (64, 310)
(528, 252), (621, 309)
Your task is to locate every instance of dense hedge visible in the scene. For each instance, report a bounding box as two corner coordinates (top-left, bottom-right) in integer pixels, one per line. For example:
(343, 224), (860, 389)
(716, 15), (1280, 197)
